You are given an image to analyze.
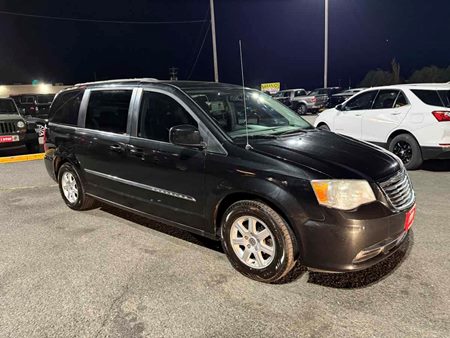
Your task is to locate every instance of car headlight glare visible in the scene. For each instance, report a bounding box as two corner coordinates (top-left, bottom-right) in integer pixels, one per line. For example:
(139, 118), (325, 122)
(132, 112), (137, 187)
(311, 180), (376, 210)
(17, 121), (25, 128)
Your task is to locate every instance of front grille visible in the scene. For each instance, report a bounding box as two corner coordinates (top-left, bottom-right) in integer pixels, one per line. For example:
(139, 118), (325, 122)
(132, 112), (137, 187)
(379, 169), (415, 211)
(0, 121), (17, 134)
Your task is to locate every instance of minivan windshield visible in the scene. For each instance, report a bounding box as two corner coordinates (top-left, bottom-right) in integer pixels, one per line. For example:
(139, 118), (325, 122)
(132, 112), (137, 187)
(183, 87), (313, 139)
(0, 99), (18, 114)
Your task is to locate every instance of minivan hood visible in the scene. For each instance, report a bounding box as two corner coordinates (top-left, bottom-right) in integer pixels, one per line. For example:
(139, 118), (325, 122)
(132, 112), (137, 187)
(250, 130), (401, 181)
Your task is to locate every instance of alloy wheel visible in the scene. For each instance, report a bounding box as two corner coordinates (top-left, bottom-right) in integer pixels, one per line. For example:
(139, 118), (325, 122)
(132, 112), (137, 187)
(230, 216), (276, 269)
(61, 172), (79, 204)
(393, 141), (413, 164)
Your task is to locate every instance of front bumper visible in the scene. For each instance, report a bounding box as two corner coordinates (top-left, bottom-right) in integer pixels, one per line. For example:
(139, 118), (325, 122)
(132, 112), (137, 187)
(299, 202), (413, 272)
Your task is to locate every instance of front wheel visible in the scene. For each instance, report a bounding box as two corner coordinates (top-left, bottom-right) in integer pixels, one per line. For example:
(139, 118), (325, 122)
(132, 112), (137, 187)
(317, 124), (330, 131)
(389, 134), (423, 170)
(221, 200), (297, 283)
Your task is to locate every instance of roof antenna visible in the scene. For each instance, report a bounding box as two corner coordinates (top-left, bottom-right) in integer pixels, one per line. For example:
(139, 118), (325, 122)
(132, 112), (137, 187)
(239, 40), (252, 151)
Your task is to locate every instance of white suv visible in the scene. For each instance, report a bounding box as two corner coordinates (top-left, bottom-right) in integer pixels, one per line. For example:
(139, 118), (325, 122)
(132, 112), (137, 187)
(314, 84), (450, 169)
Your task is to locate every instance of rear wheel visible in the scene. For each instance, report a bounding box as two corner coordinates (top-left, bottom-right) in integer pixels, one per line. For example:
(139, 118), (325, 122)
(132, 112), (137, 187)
(221, 200), (297, 283)
(389, 134), (423, 170)
(58, 163), (97, 210)
(296, 104), (308, 115)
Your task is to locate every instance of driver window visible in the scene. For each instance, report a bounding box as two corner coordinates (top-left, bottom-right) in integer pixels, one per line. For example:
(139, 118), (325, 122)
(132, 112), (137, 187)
(138, 91), (197, 142)
(372, 90), (399, 109)
(345, 91), (377, 111)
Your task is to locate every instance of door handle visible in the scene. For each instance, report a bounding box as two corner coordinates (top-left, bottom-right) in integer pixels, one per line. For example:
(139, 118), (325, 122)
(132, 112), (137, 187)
(128, 146), (145, 158)
(391, 112), (401, 116)
(110, 143), (125, 153)
(354, 113), (362, 117)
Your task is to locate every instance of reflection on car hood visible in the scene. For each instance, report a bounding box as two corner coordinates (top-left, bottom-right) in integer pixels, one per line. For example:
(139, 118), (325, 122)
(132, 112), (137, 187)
(0, 114), (22, 121)
(250, 130), (401, 181)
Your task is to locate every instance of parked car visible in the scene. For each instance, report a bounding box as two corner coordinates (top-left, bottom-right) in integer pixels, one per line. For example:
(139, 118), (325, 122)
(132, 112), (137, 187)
(273, 89), (329, 115)
(0, 97), (39, 153)
(11, 94), (55, 120)
(11, 94), (55, 149)
(273, 89), (308, 107)
(314, 84), (450, 169)
(44, 79), (415, 283)
(326, 88), (366, 108)
(291, 87), (343, 114)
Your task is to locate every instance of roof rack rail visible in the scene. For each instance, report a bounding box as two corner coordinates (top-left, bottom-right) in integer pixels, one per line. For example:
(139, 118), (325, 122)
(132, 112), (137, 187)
(74, 78), (159, 86)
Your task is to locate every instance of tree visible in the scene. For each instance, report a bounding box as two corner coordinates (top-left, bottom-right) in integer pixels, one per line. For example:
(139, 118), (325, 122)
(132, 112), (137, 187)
(360, 69), (394, 87)
(408, 65), (450, 83)
(359, 59), (402, 87)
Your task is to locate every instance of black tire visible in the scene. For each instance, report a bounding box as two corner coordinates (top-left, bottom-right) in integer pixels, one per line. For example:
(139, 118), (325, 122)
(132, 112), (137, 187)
(317, 123), (330, 131)
(58, 163), (98, 210)
(389, 134), (423, 170)
(221, 200), (297, 283)
(296, 104), (308, 115)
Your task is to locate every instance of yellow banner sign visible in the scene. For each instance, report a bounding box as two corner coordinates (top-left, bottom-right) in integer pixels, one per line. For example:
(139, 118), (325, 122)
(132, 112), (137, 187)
(261, 82), (281, 94)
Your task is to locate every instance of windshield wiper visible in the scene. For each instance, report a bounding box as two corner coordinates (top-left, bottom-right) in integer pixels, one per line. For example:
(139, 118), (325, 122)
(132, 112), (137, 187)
(233, 134), (278, 140)
(273, 127), (312, 136)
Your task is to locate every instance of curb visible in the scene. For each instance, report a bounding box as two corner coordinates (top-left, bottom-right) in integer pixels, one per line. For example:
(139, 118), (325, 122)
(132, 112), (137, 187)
(0, 153), (45, 164)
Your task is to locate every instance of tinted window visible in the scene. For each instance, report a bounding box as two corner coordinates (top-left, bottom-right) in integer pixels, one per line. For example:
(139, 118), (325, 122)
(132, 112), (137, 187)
(373, 90), (399, 109)
(411, 90), (449, 107)
(50, 90), (83, 125)
(438, 90), (450, 107)
(295, 90), (306, 97)
(0, 99), (17, 114)
(138, 91), (197, 142)
(36, 94), (55, 104)
(395, 92), (408, 107)
(345, 91), (377, 111)
(85, 90), (132, 134)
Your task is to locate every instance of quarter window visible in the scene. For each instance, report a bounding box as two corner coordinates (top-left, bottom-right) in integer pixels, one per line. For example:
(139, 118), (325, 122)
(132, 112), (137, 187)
(373, 90), (399, 109)
(345, 91), (377, 111)
(395, 92), (408, 107)
(50, 90), (83, 125)
(138, 91), (197, 142)
(85, 90), (132, 134)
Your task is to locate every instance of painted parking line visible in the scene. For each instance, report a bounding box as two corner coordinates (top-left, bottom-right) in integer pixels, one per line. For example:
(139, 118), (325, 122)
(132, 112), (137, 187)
(0, 153), (45, 164)
(0, 184), (58, 192)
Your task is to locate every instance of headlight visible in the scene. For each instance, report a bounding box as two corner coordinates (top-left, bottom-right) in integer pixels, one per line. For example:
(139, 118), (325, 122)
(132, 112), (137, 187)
(311, 180), (376, 210)
(17, 121), (25, 128)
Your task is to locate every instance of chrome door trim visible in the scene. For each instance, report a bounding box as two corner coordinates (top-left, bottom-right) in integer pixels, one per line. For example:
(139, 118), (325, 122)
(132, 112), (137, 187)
(84, 169), (196, 202)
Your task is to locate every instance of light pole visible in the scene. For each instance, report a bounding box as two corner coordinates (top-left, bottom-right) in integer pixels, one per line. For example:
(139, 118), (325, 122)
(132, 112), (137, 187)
(324, 0), (329, 88)
(210, 0), (219, 82)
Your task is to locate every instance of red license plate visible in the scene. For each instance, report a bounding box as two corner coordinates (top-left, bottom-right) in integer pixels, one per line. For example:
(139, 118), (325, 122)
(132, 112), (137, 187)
(0, 135), (19, 143)
(404, 204), (416, 231)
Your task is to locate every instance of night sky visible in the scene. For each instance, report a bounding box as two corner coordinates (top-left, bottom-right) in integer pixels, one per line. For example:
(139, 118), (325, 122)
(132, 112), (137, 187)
(0, 0), (449, 89)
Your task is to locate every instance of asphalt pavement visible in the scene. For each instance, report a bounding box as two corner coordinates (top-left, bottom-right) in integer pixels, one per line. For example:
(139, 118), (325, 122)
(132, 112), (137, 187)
(0, 156), (449, 337)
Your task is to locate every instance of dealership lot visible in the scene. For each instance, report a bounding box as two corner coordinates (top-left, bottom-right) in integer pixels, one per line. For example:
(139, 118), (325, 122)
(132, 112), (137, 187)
(0, 158), (449, 337)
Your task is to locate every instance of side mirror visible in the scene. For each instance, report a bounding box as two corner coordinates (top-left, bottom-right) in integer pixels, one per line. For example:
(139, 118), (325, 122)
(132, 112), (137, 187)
(336, 104), (343, 111)
(169, 124), (206, 149)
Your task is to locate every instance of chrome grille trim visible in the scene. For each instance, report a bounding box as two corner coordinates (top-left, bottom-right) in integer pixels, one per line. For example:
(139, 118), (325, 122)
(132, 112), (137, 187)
(379, 169), (415, 211)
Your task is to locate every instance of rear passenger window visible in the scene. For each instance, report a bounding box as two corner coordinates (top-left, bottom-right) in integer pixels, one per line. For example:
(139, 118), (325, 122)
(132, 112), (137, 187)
(85, 90), (132, 134)
(373, 90), (399, 109)
(138, 91), (197, 142)
(50, 90), (83, 125)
